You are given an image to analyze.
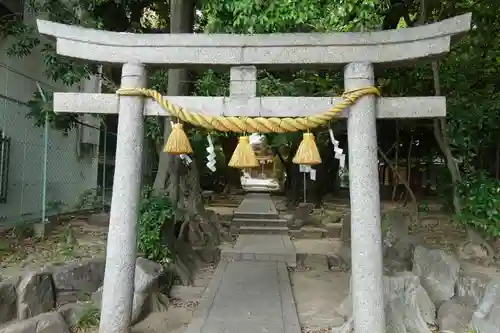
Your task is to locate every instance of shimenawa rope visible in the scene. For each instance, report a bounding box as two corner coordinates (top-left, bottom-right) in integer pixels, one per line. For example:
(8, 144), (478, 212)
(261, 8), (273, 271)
(115, 86), (380, 168)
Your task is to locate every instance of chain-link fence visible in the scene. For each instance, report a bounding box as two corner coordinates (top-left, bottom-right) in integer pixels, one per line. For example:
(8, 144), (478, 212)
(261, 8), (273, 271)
(0, 64), (115, 228)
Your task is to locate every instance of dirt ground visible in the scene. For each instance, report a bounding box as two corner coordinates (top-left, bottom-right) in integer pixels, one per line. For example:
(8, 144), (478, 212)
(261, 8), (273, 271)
(0, 213), (218, 333)
(0, 218), (107, 281)
(290, 253), (349, 332)
(0, 199), (497, 333)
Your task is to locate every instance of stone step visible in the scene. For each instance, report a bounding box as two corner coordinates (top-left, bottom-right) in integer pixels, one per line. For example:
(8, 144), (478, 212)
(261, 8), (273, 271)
(238, 225), (289, 235)
(232, 217), (288, 228)
(323, 222), (343, 238)
(208, 202), (240, 208)
(221, 251), (296, 266)
(232, 212), (280, 220)
(290, 226), (327, 239)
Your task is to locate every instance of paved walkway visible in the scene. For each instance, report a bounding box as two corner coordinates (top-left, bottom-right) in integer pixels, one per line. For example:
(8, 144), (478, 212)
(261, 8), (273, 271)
(185, 261), (301, 333)
(222, 234), (296, 267)
(185, 193), (301, 333)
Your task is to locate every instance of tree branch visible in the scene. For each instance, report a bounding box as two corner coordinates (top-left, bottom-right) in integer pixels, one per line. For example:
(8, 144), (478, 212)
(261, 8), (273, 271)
(378, 145), (417, 204)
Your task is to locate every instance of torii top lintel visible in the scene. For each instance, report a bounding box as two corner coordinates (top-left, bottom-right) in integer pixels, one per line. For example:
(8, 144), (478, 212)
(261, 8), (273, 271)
(36, 14), (471, 67)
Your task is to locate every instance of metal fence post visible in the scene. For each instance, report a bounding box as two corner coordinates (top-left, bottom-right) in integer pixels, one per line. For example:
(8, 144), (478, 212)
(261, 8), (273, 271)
(102, 121), (107, 211)
(36, 82), (49, 238)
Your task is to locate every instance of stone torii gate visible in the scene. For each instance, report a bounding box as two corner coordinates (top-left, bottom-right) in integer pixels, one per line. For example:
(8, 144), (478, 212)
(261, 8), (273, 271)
(37, 14), (471, 333)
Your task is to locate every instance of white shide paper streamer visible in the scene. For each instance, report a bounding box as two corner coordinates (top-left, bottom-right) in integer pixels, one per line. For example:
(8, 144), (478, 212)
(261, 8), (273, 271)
(299, 164), (316, 181)
(206, 135), (216, 172)
(328, 128), (345, 169)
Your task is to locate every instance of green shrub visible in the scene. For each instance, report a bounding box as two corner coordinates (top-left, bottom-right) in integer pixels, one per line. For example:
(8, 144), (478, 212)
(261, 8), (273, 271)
(72, 304), (100, 329)
(137, 186), (174, 264)
(457, 171), (500, 238)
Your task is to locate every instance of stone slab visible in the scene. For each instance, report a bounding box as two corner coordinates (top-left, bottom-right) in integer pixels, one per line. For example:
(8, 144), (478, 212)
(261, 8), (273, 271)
(323, 223), (343, 238)
(238, 226), (289, 235)
(232, 217), (288, 228)
(184, 260), (301, 333)
(54, 93), (447, 118)
(37, 14), (471, 66)
(233, 193), (279, 219)
(222, 235), (297, 267)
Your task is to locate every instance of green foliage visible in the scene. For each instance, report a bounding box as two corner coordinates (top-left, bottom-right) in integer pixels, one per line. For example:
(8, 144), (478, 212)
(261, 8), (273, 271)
(26, 88), (82, 132)
(72, 304), (100, 329)
(46, 200), (65, 216)
(201, 0), (385, 33)
(0, 22), (40, 57)
(372, 0), (500, 236)
(41, 43), (91, 86)
(138, 186), (174, 264)
(457, 172), (500, 238)
(2, 0), (91, 131)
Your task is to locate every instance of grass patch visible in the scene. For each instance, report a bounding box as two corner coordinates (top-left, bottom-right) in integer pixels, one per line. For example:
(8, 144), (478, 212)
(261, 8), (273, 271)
(72, 304), (100, 331)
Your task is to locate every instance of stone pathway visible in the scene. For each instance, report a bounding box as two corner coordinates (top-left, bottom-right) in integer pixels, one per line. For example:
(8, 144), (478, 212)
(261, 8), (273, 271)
(222, 234), (296, 267)
(184, 193), (300, 333)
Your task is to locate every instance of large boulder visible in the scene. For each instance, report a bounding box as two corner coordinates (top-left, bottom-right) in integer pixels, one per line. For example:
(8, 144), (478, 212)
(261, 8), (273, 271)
(456, 271), (488, 306)
(56, 303), (93, 328)
(0, 282), (17, 324)
(287, 203), (315, 229)
(131, 257), (169, 323)
(333, 272), (436, 333)
(327, 245), (351, 272)
(437, 297), (475, 333)
(16, 271), (55, 320)
(384, 272), (436, 331)
(51, 258), (105, 294)
(381, 210), (419, 274)
(134, 257), (164, 293)
(456, 228), (495, 266)
(93, 257), (169, 325)
(0, 312), (70, 333)
(412, 245), (460, 306)
(469, 277), (500, 333)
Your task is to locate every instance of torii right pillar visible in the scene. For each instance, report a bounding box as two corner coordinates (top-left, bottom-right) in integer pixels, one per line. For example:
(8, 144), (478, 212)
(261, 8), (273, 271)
(345, 62), (385, 333)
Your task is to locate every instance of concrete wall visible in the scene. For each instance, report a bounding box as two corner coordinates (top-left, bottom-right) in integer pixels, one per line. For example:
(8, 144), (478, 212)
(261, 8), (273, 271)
(0, 3), (99, 224)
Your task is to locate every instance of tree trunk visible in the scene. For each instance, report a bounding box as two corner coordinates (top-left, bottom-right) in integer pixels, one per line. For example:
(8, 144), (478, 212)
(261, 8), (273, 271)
(311, 137), (338, 206)
(431, 61), (462, 214)
(153, 0), (223, 248)
(284, 139), (301, 206)
(220, 134), (241, 191)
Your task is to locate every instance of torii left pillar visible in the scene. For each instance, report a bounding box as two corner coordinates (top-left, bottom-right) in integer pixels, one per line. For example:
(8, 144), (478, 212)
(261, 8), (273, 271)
(99, 62), (146, 333)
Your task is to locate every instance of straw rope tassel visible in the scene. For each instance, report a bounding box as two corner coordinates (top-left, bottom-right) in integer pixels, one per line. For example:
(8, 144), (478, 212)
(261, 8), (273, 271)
(292, 132), (322, 165)
(164, 123), (193, 155)
(228, 136), (259, 169)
